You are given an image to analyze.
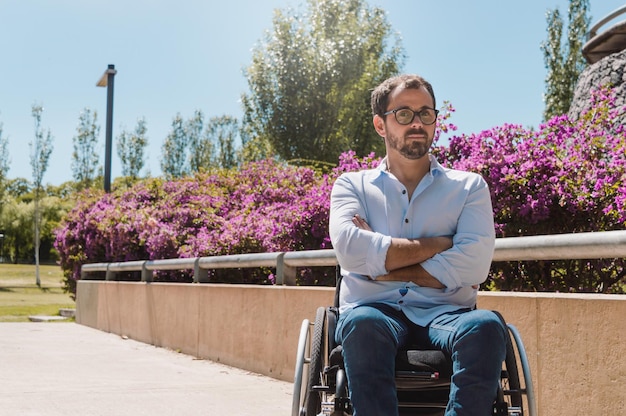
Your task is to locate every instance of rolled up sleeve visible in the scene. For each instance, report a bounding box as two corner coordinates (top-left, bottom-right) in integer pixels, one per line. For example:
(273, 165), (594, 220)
(329, 173), (391, 278)
(421, 177), (495, 289)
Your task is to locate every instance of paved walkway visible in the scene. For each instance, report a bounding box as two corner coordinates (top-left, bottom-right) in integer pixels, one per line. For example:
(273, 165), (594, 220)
(0, 322), (294, 415)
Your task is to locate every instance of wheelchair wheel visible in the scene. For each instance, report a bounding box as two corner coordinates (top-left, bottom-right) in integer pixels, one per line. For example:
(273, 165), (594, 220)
(293, 318), (311, 416)
(304, 306), (326, 415)
(492, 320), (537, 416)
(503, 324), (523, 410)
(507, 324), (538, 416)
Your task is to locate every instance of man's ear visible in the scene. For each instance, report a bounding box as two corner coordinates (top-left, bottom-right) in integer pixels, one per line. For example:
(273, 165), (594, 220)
(373, 115), (386, 137)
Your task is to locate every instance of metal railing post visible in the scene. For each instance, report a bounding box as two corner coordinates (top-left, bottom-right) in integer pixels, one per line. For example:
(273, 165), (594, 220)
(275, 252), (286, 285)
(141, 261), (152, 282)
(194, 257), (209, 283)
(105, 264), (115, 281)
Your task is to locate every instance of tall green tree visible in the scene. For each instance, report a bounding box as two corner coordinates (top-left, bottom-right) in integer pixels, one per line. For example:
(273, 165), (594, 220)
(186, 110), (214, 173)
(239, 123), (273, 163)
(0, 119), (8, 262)
(117, 117), (148, 180)
(71, 108), (101, 190)
(0, 119), (9, 214)
(5, 178), (31, 199)
(30, 104), (53, 286)
(0, 196), (31, 263)
(0, 193), (70, 264)
(207, 115), (238, 169)
(241, 0), (404, 164)
(541, 0), (590, 120)
(160, 114), (188, 179)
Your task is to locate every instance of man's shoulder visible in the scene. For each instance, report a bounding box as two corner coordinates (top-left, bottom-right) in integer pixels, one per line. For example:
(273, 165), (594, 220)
(437, 165), (487, 187)
(337, 167), (381, 181)
(441, 166), (482, 179)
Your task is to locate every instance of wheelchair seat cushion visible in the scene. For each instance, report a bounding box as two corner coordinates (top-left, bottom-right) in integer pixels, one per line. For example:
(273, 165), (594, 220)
(396, 349), (453, 379)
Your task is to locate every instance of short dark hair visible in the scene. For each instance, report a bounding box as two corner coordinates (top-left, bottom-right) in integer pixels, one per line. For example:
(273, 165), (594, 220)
(371, 74), (436, 117)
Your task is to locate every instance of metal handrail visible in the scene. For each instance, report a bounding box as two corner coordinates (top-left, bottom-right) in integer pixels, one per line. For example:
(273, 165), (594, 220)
(587, 4), (626, 39)
(80, 230), (626, 285)
(492, 229), (626, 261)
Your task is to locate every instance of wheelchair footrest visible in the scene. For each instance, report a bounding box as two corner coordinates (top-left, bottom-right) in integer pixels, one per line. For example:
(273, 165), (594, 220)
(312, 385), (334, 393)
(396, 370), (440, 381)
(395, 370), (451, 390)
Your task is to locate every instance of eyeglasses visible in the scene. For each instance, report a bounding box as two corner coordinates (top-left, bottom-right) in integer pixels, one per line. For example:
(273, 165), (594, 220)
(383, 107), (439, 125)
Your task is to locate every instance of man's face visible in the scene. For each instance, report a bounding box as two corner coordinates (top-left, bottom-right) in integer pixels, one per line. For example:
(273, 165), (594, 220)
(374, 86), (437, 160)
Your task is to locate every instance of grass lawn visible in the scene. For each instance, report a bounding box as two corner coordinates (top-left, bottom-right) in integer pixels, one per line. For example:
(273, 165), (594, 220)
(0, 264), (75, 322)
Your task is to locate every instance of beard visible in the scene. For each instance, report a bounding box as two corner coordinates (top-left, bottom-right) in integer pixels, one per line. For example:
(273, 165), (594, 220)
(386, 128), (433, 160)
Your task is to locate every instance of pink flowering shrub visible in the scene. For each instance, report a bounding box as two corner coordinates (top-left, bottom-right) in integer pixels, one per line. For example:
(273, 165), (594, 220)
(54, 160), (336, 294)
(434, 86), (626, 293)
(55, 88), (626, 295)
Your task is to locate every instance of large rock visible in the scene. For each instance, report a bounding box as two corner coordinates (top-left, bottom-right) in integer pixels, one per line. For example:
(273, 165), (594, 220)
(569, 49), (626, 126)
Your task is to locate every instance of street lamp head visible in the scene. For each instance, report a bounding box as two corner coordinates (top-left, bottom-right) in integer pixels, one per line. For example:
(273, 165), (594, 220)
(96, 64), (117, 87)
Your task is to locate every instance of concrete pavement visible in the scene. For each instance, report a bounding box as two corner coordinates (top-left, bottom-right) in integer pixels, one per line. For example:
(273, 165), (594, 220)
(0, 322), (294, 415)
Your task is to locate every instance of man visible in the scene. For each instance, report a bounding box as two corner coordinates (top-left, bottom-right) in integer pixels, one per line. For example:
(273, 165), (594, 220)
(328, 74), (505, 416)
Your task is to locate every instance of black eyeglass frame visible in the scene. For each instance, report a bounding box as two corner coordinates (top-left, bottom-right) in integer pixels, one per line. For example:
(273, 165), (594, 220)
(382, 107), (439, 125)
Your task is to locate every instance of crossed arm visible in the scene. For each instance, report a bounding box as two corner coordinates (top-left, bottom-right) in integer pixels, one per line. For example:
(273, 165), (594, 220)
(352, 214), (451, 289)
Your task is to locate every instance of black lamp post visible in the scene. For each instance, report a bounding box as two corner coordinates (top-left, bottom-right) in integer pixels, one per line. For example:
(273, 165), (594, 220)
(96, 64), (117, 193)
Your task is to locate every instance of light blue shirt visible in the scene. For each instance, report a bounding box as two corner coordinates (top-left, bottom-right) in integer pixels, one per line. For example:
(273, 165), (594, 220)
(329, 155), (496, 326)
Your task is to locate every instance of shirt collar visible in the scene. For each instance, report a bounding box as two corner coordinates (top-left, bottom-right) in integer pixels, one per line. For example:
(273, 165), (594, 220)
(375, 154), (444, 179)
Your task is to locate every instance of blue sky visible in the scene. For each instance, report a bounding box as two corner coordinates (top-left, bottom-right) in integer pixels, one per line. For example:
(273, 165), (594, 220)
(1, 0), (624, 186)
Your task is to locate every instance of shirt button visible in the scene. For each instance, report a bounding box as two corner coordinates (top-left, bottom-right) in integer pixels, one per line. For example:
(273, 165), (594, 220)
(398, 300), (404, 304)
(404, 218), (409, 223)
(402, 190), (406, 194)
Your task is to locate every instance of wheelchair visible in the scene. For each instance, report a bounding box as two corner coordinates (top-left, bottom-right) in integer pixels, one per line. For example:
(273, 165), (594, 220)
(292, 269), (537, 416)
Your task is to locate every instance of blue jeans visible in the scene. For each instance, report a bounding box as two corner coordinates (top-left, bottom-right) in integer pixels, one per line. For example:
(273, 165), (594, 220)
(335, 304), (506, 416)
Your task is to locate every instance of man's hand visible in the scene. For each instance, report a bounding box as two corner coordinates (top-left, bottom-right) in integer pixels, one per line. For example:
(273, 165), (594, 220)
(352, 214), (372, 231)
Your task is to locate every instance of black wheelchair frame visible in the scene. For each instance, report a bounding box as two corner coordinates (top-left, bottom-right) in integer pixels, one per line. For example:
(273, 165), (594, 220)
(292, 270), (537, 416)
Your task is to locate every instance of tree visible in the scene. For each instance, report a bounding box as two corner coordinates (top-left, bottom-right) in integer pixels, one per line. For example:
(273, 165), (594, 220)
(30, 104), (53, 286)
(5, 178), (31, 199)
(0, 118), (9, 216)
(207, 115), (238, 169)
(160, 114), (188, 179)
(186, 110), (214, 173)
(0, 196), (31, 263)
(0, 119), (7, 263)
(239, 126), (273, 163)
(162, 111), (240, 176)
(541, 0), (590, 120)
(241, 0), (404, 164)
(117, 117), (148, 180)
(0, 193), (71, 264)
(71, 108), (101, 190)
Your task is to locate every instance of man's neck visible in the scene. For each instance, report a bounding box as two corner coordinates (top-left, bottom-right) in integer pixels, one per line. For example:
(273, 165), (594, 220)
(386, 154), (430, 200)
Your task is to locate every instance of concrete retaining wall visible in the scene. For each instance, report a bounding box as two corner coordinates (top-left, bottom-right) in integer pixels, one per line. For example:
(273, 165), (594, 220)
(76, 280), (625, 415)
